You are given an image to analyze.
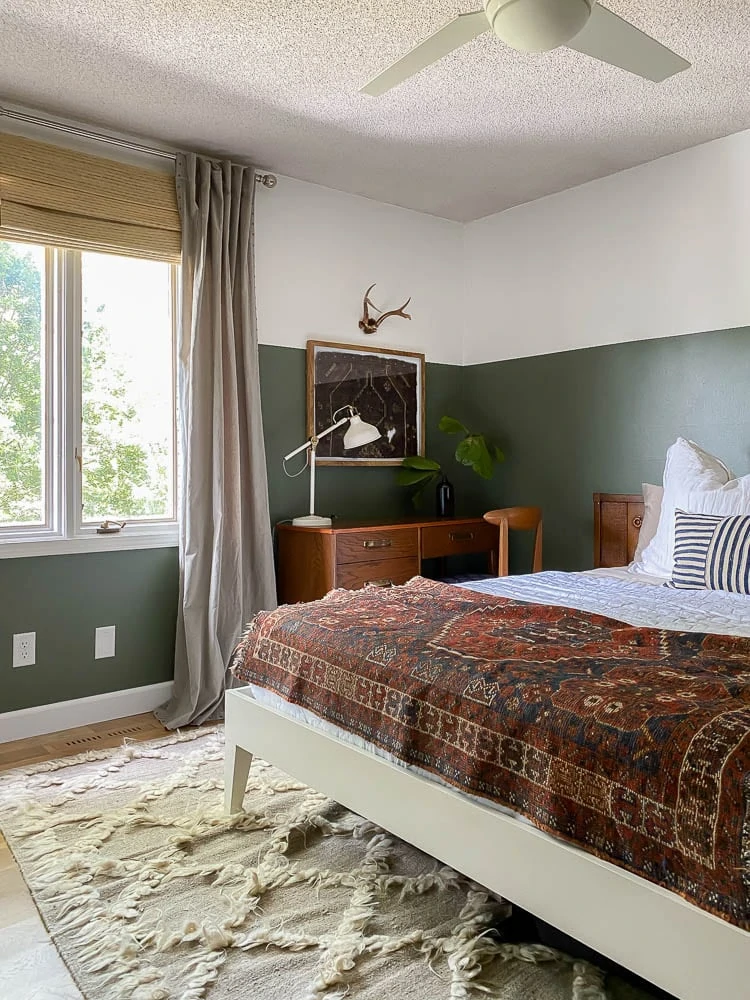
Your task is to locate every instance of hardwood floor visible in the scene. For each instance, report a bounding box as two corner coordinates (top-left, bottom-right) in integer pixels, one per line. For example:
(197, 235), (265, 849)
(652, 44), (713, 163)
(0, 713), (171, 999)
(0, 712), (169, 772)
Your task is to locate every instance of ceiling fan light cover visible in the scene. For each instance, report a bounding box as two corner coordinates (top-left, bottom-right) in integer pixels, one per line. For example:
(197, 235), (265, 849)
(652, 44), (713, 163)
(486, 0), (593, 52)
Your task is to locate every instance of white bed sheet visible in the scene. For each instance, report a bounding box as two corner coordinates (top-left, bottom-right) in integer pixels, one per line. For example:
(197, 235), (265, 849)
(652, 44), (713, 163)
(248, 568), (750, 827)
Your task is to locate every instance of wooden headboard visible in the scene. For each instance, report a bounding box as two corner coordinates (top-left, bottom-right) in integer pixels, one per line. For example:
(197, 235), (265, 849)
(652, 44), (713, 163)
(593, 493), (645, 568)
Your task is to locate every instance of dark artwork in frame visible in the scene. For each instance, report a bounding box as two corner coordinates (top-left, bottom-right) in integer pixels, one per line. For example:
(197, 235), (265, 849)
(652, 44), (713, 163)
(306, 340), (425, 466)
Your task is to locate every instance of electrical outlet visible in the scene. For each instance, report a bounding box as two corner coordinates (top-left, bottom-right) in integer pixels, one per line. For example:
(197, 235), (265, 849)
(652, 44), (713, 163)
(95, 625), (116, 659)
(13, 632), (35, 668)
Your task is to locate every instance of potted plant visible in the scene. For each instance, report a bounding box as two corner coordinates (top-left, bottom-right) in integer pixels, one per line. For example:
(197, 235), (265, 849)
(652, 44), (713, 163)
(398, 416), (505, 513)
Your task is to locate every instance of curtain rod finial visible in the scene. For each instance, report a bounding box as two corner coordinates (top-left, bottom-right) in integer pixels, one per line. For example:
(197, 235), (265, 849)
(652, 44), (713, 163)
(257, 173), (277, 188)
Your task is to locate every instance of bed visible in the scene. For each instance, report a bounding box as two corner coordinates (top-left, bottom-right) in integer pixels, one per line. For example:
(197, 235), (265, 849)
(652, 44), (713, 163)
(224, 494), (750, 1000)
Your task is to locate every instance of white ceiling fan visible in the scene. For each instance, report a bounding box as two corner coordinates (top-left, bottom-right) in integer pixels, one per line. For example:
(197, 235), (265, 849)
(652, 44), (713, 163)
(361, 0), (690, 97)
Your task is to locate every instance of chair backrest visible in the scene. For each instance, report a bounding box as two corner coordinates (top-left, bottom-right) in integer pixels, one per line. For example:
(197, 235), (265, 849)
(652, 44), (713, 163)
(483, 506), (543, 577)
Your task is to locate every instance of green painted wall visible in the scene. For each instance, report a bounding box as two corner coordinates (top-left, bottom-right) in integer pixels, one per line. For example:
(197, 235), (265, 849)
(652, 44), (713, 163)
(259, 345), (485, 524)
(4, 330), (746, 715)
(461, 326), (750, 571)
(0, 548), (178, 714)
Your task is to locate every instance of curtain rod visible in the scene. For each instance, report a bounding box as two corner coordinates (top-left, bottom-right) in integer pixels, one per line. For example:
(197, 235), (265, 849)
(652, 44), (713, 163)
(0, 106), (278, 187)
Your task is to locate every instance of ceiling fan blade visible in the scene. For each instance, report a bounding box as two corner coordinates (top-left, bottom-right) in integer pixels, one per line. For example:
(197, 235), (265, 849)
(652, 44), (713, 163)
(361, 11), (489, 97)
(567, 3), (690, 82)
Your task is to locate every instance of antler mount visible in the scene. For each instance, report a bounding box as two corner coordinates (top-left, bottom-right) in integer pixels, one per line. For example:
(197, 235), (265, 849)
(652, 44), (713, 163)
(359, 284), (412, 335)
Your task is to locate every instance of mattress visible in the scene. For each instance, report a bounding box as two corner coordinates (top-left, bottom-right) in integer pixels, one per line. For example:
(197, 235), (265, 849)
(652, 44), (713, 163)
(240, 568), (750, 926)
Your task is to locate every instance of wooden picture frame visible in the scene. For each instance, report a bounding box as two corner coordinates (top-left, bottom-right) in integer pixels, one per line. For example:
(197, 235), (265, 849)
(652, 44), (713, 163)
(306, 340), (425, 467)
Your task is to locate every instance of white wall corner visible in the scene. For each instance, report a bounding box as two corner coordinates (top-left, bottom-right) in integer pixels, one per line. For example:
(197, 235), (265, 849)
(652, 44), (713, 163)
(459, 224), (470, 368)
(253, 128), (750, 369)
(0, 681), (174, 744)
(461, 127), (750, 365)
(254, 173), (466, 366)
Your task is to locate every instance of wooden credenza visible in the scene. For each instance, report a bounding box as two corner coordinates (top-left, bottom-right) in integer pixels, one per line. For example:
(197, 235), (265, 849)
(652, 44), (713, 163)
(277, 517), (498, 604)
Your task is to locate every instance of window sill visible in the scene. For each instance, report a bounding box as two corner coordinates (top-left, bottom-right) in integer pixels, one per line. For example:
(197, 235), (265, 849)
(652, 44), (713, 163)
(0, 526), (178, 559)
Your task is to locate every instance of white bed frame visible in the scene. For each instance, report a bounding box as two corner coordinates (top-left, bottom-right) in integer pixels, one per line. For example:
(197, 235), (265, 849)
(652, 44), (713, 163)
(224, 688), (749, 1000)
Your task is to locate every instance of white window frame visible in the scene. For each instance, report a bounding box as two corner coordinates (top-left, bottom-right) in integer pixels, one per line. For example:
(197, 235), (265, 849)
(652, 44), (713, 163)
(0, 244), (179, 558)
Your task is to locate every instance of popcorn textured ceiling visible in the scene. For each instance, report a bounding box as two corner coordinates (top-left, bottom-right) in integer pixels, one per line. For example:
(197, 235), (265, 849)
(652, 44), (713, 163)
(1, 1), (749, 221)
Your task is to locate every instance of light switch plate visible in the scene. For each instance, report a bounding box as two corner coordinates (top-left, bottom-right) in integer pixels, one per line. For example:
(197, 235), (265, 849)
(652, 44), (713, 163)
(12, 632), (35, 668)
(95, 625), (116, 659)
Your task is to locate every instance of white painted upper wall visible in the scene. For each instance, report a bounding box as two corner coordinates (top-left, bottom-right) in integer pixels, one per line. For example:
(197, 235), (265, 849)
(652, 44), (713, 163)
(462, 129), (750, 365)
(254, 175), (464, 365)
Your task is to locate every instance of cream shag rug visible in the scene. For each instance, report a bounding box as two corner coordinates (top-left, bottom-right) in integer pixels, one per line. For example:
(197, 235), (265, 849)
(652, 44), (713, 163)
(0, 729), (653, 1000)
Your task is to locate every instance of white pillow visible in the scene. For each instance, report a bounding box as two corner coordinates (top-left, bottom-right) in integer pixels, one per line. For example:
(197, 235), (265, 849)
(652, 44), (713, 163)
(684, 474), (750, 515)
(636, 438), (735, 579)
(631, 483), (663, 565)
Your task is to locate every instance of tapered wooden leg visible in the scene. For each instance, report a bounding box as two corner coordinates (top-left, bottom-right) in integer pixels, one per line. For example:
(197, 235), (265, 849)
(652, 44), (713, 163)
(224, 741), (253, 813)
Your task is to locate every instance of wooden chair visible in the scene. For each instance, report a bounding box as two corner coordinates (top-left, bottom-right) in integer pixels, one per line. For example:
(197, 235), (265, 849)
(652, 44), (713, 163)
(483, 507), (543, 577)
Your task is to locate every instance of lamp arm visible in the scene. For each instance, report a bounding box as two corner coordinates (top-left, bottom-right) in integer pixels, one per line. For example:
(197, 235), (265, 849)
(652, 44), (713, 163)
(283, 416), (350, 462)
(283, 439), (312, 462)
(315, 415), (350, 441)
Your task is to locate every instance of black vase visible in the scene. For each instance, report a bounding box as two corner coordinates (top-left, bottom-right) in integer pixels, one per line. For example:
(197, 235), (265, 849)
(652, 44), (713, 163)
(436, 475), (455, 518)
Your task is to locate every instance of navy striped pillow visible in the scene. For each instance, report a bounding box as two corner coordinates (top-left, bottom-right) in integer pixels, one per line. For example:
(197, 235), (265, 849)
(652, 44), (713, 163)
(669, 509), (750, 594)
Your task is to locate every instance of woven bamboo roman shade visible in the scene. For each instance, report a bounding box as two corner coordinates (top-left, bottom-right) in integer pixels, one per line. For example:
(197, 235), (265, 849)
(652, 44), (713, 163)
(0, 132), (181, 262)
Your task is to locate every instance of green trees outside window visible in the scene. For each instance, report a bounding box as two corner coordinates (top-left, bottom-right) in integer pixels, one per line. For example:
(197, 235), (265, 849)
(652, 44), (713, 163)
(0, 240), (175, 529)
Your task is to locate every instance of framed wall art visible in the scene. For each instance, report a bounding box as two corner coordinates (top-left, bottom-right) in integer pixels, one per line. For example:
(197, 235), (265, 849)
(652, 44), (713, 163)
(306, 340), (425, 466)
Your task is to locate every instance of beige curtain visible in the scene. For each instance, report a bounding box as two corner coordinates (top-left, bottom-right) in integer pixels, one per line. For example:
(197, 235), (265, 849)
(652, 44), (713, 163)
(156, 153), (276, 728)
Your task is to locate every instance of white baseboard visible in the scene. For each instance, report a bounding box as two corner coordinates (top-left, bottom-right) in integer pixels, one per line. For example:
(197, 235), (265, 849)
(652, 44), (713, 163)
(0, 681), (174, 744)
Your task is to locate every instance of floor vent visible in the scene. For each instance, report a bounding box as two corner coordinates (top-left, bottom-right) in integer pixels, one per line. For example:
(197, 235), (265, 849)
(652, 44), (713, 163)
(64, 725), (148, 748)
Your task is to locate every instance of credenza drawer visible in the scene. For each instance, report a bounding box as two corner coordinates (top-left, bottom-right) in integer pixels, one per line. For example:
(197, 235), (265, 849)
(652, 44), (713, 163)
(421, 521), (497, 559)
(336, 555), (419, 590)
(336, 528), (419, 565)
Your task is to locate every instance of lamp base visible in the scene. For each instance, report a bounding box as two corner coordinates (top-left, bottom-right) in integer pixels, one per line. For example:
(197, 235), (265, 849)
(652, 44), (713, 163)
(292, 514), (333, 527)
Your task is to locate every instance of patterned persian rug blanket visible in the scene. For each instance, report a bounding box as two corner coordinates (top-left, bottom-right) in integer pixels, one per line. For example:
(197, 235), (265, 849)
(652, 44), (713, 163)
(0, 729), (651, 1000)
(232, 576), (750, 928)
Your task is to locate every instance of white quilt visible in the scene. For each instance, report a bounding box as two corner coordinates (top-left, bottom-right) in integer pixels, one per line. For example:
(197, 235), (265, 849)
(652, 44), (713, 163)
(453, 567), (750, 636)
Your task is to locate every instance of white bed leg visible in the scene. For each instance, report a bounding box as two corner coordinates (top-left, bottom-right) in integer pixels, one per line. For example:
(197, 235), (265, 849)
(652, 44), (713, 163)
(224, 741), (253, 813)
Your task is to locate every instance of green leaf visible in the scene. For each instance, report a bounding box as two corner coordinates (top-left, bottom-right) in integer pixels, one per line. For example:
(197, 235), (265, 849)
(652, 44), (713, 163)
(494, 445), (505, 463)
(409, 473), (439, 508)
(438, 415), (468, 435)
(455, 435), (494, 479)
(401, 455), (441, 472)
(454, 435), (480, 466)
(397, 468), (435, 487)
(474, 447), (495, 479)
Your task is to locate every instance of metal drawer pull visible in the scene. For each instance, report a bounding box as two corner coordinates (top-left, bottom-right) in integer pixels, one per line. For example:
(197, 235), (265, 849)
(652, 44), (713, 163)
(363, 539), (392, 548)
(632, 516), (643, 529)
(364, 578), (394, 587)
(449, 531), (475, 542)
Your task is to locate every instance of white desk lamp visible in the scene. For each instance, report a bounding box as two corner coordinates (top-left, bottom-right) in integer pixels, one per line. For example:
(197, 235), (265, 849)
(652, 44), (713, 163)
(283, 405), (381, 527)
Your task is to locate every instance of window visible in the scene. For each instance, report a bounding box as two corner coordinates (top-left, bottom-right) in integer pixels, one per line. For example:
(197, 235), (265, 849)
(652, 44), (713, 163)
(80, 252), (176, 525)
(0, 241), (48, 528)
(0, 239), (177, 555)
